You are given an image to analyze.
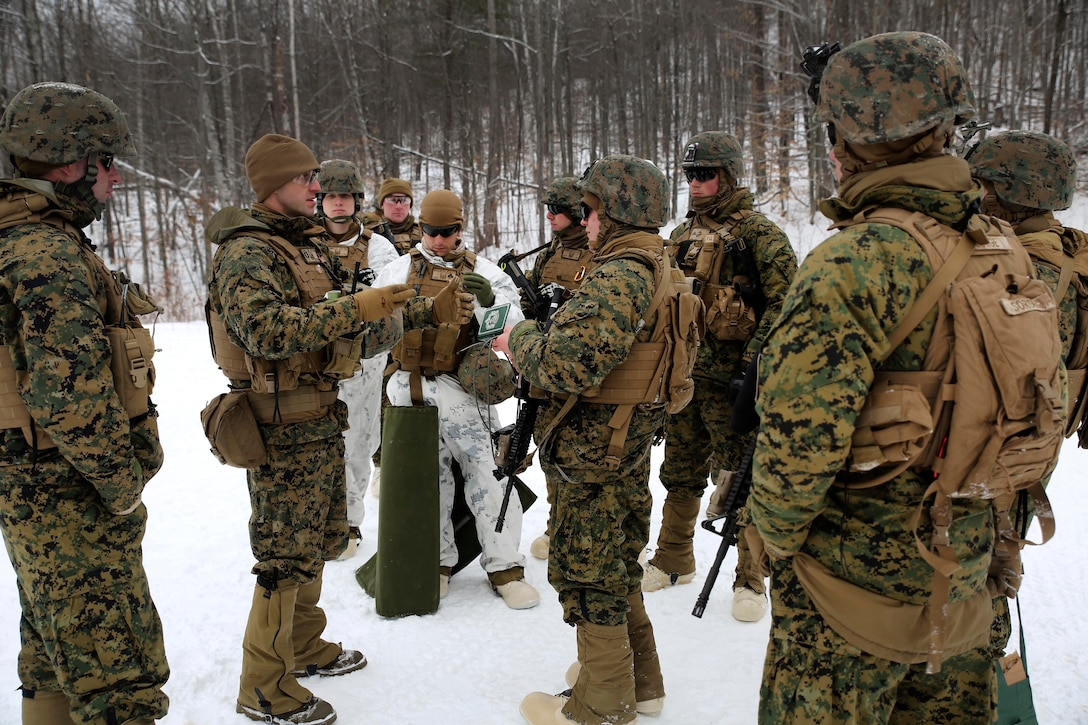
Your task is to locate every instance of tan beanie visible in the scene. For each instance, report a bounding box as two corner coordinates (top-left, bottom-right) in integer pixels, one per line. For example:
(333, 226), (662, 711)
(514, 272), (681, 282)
(419, 189), (463, 227)
(245, 133), (319, 201)
(377, 177), (413, 205)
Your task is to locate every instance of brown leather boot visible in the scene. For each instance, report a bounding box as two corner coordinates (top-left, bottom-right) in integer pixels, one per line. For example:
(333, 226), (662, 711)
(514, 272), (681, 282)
(237, 578), (314, 717)
(21, 688), (76, 725)
(563, 622), (638, 724)
(644, 493), (701, 590)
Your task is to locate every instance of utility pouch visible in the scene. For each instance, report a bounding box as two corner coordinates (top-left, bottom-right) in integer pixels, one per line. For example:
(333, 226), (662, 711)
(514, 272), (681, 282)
(200, 391), (268, 469)
(107, 325), (155, 418)
(846, 377), (935, 477)
(324, 334), (363, 378)
(246, 354), (302, 394)
(704, 279), (757, 341)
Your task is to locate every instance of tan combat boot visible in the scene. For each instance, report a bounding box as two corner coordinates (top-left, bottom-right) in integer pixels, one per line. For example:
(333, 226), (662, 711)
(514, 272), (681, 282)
(21, 688), (76, 725)
(643, 493), (700, 591)
(237, 578), (316, 720)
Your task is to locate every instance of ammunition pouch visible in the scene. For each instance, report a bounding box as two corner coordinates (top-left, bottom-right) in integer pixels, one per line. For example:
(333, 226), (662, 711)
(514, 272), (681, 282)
(703, 279), (758, 341)
(201, 391), (267, 469)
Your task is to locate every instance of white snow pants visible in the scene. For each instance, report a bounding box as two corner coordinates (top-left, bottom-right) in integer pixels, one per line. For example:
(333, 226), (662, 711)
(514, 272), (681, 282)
(339, 355), (385, 527)
(387, 370), (525, 574)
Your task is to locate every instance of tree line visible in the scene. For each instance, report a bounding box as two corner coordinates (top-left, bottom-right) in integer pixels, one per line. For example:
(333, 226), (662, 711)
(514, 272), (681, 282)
(1, 0), (1085, 319)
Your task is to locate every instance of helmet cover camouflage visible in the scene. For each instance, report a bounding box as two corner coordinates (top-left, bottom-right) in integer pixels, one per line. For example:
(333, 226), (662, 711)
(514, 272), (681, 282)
(969, 130), (1076, 211)
(0, 82), (136, 164)
(318, 159), (365, 195)
(577, 154), (670, 228)
(457, 345), (516, 404)
(814, 32), (976, 145)
(542, 177), (583, 218)
(681, 132), (744, 180)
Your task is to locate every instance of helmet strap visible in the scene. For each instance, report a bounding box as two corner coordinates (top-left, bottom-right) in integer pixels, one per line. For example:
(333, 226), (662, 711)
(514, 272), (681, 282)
(53, 153), (105, 220)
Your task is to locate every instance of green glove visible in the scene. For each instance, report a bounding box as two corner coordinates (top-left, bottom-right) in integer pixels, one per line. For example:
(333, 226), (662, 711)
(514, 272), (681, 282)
(462, 272), (495, 307)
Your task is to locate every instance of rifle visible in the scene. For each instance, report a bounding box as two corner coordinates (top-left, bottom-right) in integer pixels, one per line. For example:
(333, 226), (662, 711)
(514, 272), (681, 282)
(800, 41), (841, 105)
(692, 352), (760, 618)
(493, 251), (565, 533)
(498, 242), (553, 319)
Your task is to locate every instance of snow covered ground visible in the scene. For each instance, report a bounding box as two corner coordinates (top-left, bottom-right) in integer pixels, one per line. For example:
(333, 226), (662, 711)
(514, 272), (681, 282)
(1, 319), (1086, 724)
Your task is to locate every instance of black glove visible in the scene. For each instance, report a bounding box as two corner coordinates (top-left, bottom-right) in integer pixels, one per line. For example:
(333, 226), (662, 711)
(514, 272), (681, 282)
(354, 267), (376, 288)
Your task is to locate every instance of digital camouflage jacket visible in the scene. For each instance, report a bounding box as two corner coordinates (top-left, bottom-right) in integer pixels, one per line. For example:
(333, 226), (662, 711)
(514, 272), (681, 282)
(750, 160), (997, 608)
(669, 188), (796, 383)
(0, 178), (158, 514)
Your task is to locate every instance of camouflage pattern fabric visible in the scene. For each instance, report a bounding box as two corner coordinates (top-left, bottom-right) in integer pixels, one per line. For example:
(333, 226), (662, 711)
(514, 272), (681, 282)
(363, 213), (422, 255)
(578, 155), (670, 228)
(969, 130), (1076, 211)
(510, 231), (665, 625)
(669, 188), (798, 382)
(248, 407), (351, 580)
(750, 156), (997, 720)
(660, 189), (794, 589)
(814, 31), (975, 145)
(207, 203), (402, 576)
(759, 558), (995, 724)
(376, 248), (527, 574)
(0, 180), (169, 722)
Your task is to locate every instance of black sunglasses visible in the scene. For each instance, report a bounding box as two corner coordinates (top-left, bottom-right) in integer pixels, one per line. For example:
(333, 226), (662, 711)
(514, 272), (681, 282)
(578, 201), (593, 220)
(684, 167), (717, 183)
(421, 223), (461, 238)
(545, 203), (571, 216)
(100, 154), (115, 171)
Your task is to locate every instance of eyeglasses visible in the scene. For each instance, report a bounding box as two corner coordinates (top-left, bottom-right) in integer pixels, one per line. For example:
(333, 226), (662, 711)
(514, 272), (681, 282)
(684, 167), (718, 183)
(826, 124), (838, 146)
(292, 170), (319, 186)
(578, 201), (593, 220)
(545, 204), (570, 216)
(386, 195), (411, 206)
(99, 154), (115, 171)
(421, 223), (460, 238)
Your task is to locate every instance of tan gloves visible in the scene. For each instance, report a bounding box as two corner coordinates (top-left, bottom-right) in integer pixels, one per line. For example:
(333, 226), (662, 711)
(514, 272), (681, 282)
(352, 283), (415, 322)
(432, 277), (475, 326)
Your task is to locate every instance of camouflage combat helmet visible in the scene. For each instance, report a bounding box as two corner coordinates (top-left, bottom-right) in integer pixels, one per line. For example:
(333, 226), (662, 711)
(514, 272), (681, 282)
(457, 345), (516, 405)
(316, 159), (365, 221)
(0, 81), (136, 165)
(681, 132), (743, 180)
(814, 31), (976, 145)
(577, 154), (669, 228)
(542, 177), (583, 220)
(969, 131), (1076, 211)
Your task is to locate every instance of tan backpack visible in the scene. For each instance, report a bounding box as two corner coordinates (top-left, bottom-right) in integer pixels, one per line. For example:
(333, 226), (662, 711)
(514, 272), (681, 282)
(840, 208), (1064, 671)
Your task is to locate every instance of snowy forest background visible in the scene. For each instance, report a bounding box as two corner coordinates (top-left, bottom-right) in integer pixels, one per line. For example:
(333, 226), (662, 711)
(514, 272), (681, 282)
(2, 0), (1088, 320)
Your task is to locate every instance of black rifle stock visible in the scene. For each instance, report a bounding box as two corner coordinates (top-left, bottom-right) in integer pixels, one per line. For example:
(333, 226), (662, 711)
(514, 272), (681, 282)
(493, 253), (564, 533)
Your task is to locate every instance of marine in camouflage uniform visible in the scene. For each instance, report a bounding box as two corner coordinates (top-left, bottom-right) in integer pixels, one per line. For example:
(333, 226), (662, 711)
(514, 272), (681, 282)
(0, 83), (169, 725)
(522, 177), (596, 561)
(969, 131), (1083, 664)
(510, 155), (671, 725)
(750, 33), (1004, 723)
(206, 134), (412, 725)
(375, 188), (538, 608)
(644, 132), (797, 625)
(316, 159), (399, 558)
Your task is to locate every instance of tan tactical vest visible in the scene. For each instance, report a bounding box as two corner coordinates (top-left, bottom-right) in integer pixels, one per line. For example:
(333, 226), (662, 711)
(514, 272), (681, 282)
(391, 248), (477, 376)
(327, 227), (371, 274)
(538, 242), (596, 293)
(541, 237), (704, 469)
(0, 188), (156, 449)
(207, 226), (353, 422)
